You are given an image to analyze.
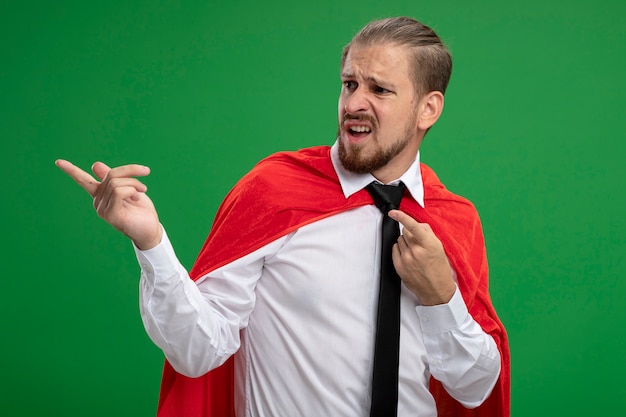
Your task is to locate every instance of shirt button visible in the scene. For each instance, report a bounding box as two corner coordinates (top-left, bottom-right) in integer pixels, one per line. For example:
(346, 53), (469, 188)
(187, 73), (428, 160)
(421, 315), (429, 322)
(142, 264), (154, 273)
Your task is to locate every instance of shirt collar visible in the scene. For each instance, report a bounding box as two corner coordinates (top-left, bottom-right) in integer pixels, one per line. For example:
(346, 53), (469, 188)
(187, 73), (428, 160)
(330, 140), (425, 208)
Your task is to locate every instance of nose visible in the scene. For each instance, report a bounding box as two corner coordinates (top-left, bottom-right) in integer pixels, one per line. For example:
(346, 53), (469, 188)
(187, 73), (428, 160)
(343, 87), (370, 114)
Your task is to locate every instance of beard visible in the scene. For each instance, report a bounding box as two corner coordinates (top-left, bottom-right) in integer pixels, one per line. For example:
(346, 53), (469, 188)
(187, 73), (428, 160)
(337, 111), (417, 174)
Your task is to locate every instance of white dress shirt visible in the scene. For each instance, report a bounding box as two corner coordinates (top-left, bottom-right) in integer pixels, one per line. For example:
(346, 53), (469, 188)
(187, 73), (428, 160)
(137, 143), (501, 417)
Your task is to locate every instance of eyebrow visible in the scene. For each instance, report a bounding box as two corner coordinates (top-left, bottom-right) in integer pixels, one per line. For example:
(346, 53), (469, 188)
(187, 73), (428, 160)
(340, 72), (393, 88)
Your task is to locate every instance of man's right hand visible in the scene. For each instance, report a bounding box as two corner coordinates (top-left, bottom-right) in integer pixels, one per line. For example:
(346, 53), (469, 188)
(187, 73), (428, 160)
(55, 160), (163, 250)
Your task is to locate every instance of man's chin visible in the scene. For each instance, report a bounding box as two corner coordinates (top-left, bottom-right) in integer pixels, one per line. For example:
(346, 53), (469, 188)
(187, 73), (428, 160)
(338, 141), (377, 174)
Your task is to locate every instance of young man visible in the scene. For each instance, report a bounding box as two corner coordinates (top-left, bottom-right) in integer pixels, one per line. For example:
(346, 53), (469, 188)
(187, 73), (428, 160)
(57, 16), (509, 417)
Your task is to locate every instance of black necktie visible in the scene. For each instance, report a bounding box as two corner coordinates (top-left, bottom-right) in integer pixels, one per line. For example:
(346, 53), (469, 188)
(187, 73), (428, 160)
(365, 181), (406, 417)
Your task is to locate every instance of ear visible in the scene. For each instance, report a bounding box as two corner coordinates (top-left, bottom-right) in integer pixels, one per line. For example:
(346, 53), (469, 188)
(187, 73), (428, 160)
(416, 91), (444, 131)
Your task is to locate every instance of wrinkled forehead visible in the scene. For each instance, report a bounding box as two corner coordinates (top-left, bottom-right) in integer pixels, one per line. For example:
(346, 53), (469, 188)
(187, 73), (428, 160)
(341, 43), (412, 82)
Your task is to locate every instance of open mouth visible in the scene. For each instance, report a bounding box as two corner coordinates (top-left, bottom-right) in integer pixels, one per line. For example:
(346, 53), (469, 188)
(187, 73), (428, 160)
(345, 123), (372, 141)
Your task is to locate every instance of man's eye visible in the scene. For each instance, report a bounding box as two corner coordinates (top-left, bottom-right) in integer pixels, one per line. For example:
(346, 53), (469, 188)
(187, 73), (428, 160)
(373, 86), (390, 94)
(343, 81), (357, 90)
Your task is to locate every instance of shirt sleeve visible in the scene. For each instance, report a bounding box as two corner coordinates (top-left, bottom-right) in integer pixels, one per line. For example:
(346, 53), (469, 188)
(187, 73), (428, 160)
(135, 227), (285, 378)
(415, 286), (501, 408)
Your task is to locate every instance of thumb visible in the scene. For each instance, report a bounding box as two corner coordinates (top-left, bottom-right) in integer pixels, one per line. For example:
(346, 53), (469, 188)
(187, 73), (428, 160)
(91, 161), (111, 180)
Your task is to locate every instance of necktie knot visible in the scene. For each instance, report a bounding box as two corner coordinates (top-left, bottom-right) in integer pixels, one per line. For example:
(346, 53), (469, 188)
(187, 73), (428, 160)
(366, 182), (406, 215)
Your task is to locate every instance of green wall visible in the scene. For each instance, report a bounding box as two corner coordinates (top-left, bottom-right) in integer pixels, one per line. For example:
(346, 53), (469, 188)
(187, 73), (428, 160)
(2, 0), (624, 415)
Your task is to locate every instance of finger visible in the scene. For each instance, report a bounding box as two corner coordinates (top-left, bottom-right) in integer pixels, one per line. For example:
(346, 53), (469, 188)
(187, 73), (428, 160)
(91, 161), (111, 181)
(55, 159), (100, 196)
(95, 185), (127, 215)
(97, 177), (149, 203)
(392, 242), (402, 267)
(94, 183), (146, 218)
(94, 178), (148, 212)
(394, 233), (409, 255)
(391, 239), (412, 277)
(388, 209), (425, 242)
(98, 163), (151, 181)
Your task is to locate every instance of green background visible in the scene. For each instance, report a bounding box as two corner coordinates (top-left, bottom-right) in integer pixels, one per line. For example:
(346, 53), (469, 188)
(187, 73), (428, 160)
(1, 0), (624, 415)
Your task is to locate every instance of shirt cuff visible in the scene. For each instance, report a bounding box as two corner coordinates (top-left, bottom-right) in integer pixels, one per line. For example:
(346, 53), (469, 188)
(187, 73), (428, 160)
(133, 226), (181, 285)
(414, 286), (469, 334)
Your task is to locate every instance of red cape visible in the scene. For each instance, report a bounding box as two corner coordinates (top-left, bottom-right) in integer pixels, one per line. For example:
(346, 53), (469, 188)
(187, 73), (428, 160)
(156, 146), (510, 417)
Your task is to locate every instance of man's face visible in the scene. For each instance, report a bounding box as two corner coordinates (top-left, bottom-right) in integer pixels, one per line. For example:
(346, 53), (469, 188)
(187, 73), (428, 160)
(337, 43), (421, 182)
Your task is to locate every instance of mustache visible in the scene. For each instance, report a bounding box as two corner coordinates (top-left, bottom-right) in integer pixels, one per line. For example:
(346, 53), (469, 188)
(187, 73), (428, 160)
(342, 112), (378, 128)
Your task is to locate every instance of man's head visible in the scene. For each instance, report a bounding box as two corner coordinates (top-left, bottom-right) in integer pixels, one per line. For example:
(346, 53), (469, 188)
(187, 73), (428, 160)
(341, 17), (452, 97)
(337, 17), (452, 183)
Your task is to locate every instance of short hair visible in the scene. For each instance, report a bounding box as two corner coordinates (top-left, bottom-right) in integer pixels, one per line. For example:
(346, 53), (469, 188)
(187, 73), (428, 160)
(341, 17), (453, 96)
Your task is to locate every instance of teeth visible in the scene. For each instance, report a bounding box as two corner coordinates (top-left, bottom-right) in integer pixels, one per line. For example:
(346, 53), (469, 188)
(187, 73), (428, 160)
(350, 126), (371, 133)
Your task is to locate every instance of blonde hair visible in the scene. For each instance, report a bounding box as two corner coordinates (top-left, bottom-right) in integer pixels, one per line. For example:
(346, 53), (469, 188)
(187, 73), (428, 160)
(341, 17), (452, 95)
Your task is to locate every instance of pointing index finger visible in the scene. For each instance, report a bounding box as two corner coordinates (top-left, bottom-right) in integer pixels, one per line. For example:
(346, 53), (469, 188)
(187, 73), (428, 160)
(388, 209), (427, 241)
(55, 159), (100, 196)
(388, 209), (417, 227)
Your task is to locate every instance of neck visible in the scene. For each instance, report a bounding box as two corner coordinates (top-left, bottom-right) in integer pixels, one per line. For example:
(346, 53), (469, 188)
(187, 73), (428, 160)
(372, 144), (420, 184)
